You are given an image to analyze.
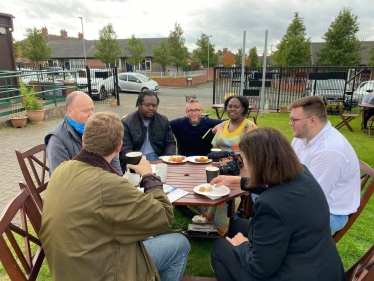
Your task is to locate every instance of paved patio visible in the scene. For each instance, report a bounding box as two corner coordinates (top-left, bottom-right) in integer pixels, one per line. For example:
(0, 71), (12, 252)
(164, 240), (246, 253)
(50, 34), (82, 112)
(0, 85), (214, 213)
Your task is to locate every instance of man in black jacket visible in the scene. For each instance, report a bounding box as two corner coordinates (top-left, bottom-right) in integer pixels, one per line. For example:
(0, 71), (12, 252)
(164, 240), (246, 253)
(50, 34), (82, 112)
(119, 91), (176, 173)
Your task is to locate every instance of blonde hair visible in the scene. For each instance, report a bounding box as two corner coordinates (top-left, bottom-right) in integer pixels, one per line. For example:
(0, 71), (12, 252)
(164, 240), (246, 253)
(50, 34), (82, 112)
(83, 112), (123, 156)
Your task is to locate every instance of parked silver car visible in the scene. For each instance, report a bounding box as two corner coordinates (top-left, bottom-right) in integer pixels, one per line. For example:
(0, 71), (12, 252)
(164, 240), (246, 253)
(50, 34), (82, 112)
(98, 72), (159, 95)
(354, 80), (374, 97)
(304, 79), (358, 108)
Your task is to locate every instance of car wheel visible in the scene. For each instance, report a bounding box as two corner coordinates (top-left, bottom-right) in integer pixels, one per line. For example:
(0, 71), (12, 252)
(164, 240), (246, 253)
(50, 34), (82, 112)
(99, 86), (108, 100)
(141, 87), (149, 92)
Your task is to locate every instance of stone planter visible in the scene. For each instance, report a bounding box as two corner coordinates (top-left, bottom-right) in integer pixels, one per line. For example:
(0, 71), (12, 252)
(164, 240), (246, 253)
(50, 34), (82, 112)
(109, 99), (117, 107)
(26, 110), (45, 124)
(64, 82), (76, 96)
(9, 116), (28, 128)
(279, 107), (288, 113)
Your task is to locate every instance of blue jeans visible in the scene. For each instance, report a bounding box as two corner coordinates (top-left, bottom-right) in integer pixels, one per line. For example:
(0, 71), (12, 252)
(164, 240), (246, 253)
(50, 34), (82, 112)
(143, 233), (190, 281)
(330, 214), (348, 233)
(146, 152), (160, 161)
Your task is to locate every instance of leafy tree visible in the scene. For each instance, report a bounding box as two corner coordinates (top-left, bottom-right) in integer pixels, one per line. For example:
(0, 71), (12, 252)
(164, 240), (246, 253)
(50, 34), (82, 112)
(152, 39), (172, 73)
(248, 47), (259, 67)
(126, 34), (147, 69)
(222, 52), (235, 66)
(235, 48), (243, 66)
(168, 22), (189, 73)
(94, 23), (122, 66)
(192, 33), (218, 67)
(316, 7), (362, 66)
(21, 27), (52, 63)
(368, 46), (374, 66)
(273, 12), (311, 66)
(13, 39), (20, 58)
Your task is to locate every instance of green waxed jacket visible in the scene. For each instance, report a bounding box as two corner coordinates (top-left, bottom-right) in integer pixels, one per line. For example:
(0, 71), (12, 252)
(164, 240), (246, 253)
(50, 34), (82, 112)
(40, 160), (173, 281)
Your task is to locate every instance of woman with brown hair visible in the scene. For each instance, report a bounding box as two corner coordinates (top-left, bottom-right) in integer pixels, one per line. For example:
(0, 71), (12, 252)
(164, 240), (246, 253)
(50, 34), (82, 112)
(210, 127), (346, 281)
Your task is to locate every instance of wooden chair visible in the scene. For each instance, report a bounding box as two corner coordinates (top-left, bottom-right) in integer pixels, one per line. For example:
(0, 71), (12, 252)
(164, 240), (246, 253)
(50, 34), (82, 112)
(245, 96), (260, 124)
(335, 98), (359, 132)
(368, 116), (374, 137)
(15, 144), (49, 212)
(345, 244), (374, 281)
(0, 182), (45, 281)
(333, 160), (374, 243)
(185, 95), (210, 118)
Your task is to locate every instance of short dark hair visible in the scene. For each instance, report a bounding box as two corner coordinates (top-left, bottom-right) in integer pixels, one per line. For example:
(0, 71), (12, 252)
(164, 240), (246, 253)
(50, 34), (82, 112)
(136, 90), (159, 107)
(224, 95), (249, 116)
(239, 127), (303, 187)
(289, 96), (327, 122)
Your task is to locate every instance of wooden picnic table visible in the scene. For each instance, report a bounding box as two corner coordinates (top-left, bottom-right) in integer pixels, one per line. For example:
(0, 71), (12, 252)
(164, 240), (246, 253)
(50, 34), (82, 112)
(151, 159), (246, 225)
(358, 103), (374, 130)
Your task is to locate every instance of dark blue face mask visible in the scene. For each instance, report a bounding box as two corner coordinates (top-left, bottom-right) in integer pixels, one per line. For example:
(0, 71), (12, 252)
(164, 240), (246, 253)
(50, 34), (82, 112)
(66, 116), (85, 135)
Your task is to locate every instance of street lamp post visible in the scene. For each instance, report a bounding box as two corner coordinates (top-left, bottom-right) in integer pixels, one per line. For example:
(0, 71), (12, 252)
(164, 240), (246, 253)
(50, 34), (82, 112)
(207, 35), (212, 81)
(78, 17), (87, 66)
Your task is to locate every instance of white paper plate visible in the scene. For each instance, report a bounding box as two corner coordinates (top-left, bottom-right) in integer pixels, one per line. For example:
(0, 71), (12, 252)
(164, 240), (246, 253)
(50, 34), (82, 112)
(187, 156), (212, 164)
(193, 184), (230, 198)
(160, 156), (187, 164)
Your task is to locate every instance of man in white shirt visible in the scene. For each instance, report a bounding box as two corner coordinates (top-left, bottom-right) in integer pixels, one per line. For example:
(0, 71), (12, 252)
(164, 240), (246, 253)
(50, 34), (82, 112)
(289, 96), (360, 232)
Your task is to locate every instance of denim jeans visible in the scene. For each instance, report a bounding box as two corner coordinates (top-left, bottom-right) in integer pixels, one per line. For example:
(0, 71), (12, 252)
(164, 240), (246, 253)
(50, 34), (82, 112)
(330, 214), (348, 233)
(145, 152), (160, 161)
(143, 233), (190, 281)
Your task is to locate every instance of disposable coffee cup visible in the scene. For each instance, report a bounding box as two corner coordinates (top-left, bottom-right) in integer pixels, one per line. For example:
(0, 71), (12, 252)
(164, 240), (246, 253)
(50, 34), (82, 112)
(210, 148), (221, 162)
(126, 151), (142, 173)
(128, 172), (141, 187)
(156, 163), (167, 183)
(206, 166), (219, 183)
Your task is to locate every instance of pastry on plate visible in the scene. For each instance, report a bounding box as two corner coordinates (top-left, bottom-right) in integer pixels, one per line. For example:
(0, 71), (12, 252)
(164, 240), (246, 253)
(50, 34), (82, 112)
(195, 156), (209, 162)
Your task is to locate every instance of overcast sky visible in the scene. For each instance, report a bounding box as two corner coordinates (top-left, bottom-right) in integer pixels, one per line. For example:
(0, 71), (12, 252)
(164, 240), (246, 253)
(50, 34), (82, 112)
(2, 0), (374, 55)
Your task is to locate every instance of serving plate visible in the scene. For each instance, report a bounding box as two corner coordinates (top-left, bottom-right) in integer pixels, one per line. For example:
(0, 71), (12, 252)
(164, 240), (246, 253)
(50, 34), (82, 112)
(186, 156), (212, 164)
(160, 156), (187, 164)
(193, 184), (230, 199)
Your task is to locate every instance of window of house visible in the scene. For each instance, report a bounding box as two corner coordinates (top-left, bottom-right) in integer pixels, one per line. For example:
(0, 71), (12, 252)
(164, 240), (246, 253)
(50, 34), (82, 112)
(70, 59), (84, 69)
(145, 59), (151, 71)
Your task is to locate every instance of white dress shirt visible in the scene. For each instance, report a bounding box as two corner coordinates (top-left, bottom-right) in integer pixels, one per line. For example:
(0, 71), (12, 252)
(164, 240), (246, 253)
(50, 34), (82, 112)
(291, 121), (360, 215)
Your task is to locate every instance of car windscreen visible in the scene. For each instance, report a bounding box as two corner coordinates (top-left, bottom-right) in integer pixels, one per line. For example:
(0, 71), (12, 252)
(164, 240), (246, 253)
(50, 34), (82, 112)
(315, 80), (345, 90)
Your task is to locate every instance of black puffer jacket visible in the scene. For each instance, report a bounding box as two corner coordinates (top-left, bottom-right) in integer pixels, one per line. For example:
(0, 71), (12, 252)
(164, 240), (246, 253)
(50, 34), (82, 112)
(119, 110), (176, 172)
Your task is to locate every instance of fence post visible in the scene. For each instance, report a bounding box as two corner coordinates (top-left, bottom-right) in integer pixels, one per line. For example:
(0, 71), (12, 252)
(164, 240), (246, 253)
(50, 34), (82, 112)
(86, 65), (92, 98)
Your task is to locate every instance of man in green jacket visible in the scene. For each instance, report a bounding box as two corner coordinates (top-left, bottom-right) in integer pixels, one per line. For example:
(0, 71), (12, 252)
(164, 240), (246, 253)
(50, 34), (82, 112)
(40, 112), (190, 281)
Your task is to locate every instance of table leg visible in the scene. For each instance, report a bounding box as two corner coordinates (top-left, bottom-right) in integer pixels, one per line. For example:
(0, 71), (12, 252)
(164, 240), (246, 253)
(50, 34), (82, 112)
(215, 107), (224, 119)
(227, 198), (236, 225)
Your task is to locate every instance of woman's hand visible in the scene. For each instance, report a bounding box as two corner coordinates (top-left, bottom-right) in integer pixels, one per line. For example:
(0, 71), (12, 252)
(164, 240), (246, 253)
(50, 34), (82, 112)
(210, 175), (241, 187)
(226, 232), (249, 246)
(126, 156), (152, 176)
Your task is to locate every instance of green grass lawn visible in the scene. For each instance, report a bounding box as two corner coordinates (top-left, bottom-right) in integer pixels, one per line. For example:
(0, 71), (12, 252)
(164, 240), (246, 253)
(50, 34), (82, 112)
(1, 110), (373, 279)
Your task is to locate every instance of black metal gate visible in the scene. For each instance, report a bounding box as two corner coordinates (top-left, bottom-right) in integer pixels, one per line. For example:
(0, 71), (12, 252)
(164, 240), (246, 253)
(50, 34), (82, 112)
(86, 66), (119, 105)
(212, 66), (374, 111)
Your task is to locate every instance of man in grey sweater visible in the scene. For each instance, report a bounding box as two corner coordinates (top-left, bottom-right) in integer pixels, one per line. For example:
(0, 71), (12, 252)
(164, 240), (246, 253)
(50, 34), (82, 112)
(45, 91), (122, 175)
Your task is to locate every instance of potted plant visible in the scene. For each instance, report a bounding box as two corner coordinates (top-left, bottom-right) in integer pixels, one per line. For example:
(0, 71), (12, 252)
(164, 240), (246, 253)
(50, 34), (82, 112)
(19, 80), (44, 124)
(9, 99), (28, 128)
(109, 96), (117, 107)
(279, 105), (289, 113)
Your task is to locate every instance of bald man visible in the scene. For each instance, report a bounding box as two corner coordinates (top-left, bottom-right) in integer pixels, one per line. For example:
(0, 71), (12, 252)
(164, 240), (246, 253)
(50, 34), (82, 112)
(45, 91), (122, 175)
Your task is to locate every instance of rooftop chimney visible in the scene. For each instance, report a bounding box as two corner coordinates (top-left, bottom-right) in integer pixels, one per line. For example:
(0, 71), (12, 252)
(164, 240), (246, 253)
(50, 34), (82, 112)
(41, 27), (48, 35)
(60, 29), (67, 38)
(78, 32), (84, 39)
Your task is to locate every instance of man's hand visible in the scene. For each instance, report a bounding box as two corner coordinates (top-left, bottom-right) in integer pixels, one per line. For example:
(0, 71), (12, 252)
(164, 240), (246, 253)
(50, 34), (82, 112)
(127, 156), (152, 176)
(212, 124), (220, 134)
(226, 232), (248, 246)
(210, 175), (241, 187)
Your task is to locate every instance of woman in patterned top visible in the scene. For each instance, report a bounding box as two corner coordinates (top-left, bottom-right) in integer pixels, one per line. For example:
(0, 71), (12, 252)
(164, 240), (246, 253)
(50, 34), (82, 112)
(212, 95), (258, 152)
(188, 96), (258, 236)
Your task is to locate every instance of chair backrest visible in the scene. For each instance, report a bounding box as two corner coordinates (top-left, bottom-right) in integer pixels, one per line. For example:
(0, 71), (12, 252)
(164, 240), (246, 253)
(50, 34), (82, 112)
(333, 160), (374, 243)
(15, 144), (49, 212)
(185, 95), (197, 102)
(0, 182), (44, 281)
(246, 96), (260, 120)
(346, 244), (374, 281)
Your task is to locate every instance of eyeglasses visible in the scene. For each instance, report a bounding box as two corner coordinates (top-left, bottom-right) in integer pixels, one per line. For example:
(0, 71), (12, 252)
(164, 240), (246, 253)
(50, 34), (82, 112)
(289, 117), (312, 125)
(187, 109), (202, 114)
